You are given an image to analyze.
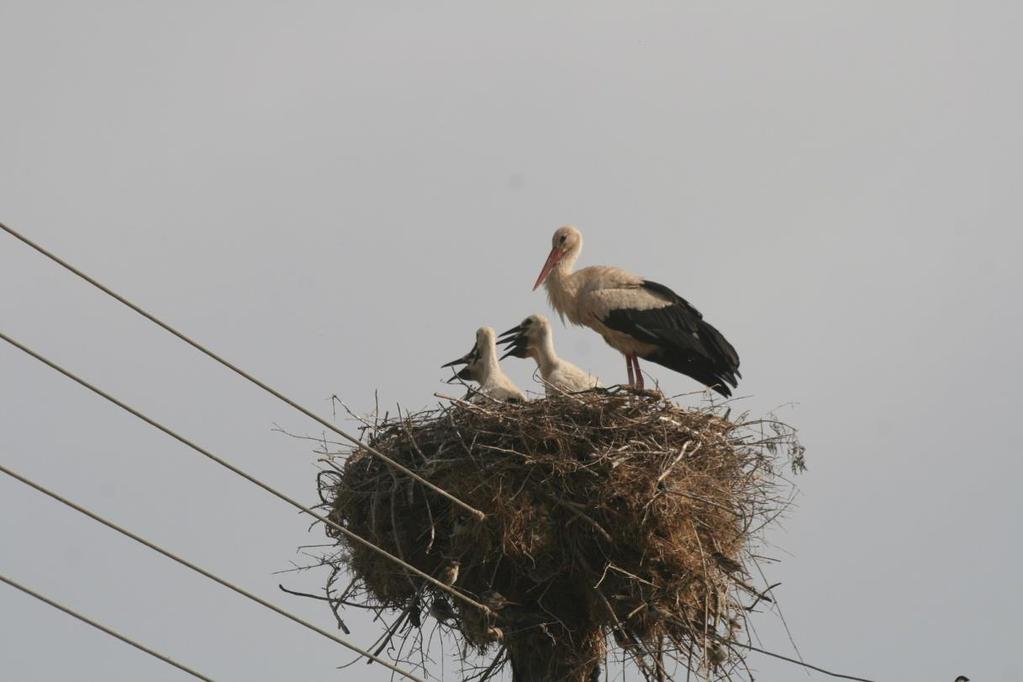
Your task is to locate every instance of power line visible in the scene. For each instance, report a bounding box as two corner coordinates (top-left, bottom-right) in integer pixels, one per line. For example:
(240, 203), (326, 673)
(0, 573), (214, 681)
(0, 463), (426, 682)
(730, 640), (876, 682)
(0, 221), (484, 521)
(0, 330), (491, 618)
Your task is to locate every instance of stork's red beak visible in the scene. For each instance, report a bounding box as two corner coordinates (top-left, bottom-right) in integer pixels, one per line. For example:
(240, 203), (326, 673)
(533, 247), (564, 290)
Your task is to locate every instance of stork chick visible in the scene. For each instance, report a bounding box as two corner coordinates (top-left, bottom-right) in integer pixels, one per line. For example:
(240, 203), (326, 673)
(442, 327), (526, 403)
(532, 225), (740, 395)
(498, 314), (600, 395)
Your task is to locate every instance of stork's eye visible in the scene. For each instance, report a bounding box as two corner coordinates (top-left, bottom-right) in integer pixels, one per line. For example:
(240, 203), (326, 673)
(559, 235), (567, 243)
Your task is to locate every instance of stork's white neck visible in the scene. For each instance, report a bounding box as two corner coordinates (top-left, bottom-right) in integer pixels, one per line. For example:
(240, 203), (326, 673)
(554, 243), (581, 284)
(531, 330), (561, 376)
(544, 245), (582, 323)
(478, 338), (502, 379)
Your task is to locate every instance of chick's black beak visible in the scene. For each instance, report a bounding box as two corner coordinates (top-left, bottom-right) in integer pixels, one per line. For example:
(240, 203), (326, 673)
(441, 345), (475, 368)
(499, 334), (530, 360)
(498, 324), (524, 340)
(445, 365), (473, 383)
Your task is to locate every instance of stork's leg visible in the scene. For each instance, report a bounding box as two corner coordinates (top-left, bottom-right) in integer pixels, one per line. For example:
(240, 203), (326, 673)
(632, 355), (645, 390)
(625, 353), (635, 387)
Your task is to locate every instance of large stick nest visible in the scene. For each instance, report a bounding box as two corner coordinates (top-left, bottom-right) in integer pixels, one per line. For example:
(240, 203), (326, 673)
(314, 388), (804, 681)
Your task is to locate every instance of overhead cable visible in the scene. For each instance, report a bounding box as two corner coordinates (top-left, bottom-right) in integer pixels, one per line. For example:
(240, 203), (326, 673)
(0, 573), (215, 681)
(0, 221), (484, 521)
(0, 462), (426, 682)
(0, 330), (490, 618)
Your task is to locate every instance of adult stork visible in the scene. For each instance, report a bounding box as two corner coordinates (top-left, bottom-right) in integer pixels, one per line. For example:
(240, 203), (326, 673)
(497, 314), (601, 394)
(532, 225), (740, 396)
(442, 327), (527, 403)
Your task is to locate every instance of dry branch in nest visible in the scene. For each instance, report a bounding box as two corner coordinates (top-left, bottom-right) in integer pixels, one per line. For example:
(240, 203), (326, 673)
(312, 388), (804, 681)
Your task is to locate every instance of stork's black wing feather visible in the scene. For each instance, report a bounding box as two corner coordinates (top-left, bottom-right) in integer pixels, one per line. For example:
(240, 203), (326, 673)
(602, 280), (741, 397)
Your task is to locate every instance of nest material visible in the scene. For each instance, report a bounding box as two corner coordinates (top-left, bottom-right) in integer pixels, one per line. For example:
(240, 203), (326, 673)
(318, 388), (802, 681)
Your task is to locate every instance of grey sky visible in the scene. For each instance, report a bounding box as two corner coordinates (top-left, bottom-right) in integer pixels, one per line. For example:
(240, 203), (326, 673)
(2, 2), (1021, 680)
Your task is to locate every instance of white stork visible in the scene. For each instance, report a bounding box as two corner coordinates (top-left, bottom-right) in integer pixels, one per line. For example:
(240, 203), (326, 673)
(532, 225), (740, 396)
(497, 314), (601, 394)
(442, 327), (527, 403)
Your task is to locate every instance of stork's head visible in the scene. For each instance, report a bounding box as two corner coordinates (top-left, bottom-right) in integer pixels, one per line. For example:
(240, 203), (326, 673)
(476, 327), (497, 347)
(441, 328), (489, 383)
(497, 314), (550, 359)
(475, 327), (499, 358)
(533, 225), (582, 290)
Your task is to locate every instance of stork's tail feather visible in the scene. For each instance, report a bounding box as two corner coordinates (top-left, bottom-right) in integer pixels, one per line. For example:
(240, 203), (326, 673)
(698, 320), (741, 377)
(644, 346), (740, 398)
